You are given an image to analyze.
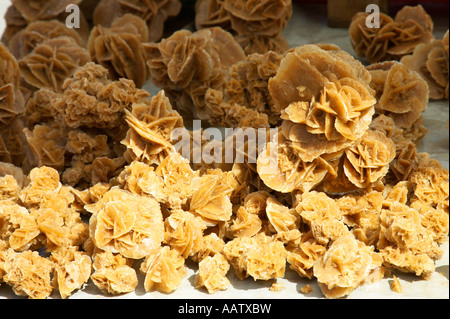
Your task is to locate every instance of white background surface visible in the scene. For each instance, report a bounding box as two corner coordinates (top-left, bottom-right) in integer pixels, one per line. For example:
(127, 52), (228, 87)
(0, 1), (7, 37)
(0, 0), (448, 299)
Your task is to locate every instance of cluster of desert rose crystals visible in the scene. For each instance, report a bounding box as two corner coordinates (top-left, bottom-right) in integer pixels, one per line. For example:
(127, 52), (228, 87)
(0, 0), (449, 299)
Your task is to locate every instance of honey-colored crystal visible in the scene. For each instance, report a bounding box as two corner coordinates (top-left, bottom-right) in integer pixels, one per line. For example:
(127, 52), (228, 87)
(0, 200), (40, 252)
(18, 166), (62, 209)
(2, 249), (53, 299)
(24, 88), (57, 128)
(411, 200), (449, 245)
(296, 191), (349, 246)
(391, 275), (403, 293)
(269, 45), (376, 161)
(18, 37), (90, 92)
(286, 231), (326, 279)
(0, 42), (26, 168)
(223, 0), (292, 37)
(0, 162), (25, 188)
(93, 0), (182, 42)
(0, 84), (24, 128)
(164, 210), (206, 259)
(190, 171), (234, 223)
(370, 62), (429, 129)
(223, 233), (287, 281)
(50, 247), (92, 299)
(89, 188), (164, 259)
(0, 175), (21, 202)
(378, 202), (440, 255)
(401, 35), (449, 100)
(257, 134), (339, 193)
(195, 253), (230, 294)
(196, 0), (291, 54)
(8, 20), (84, 60)
(195, 0), (232, 32)
(343, 130), (396, 188)
(217, 51), (282, 125)
(139, 246), (187, 293)
(265, 196), (300, 234)
(52, 62), (150, 133)
(0, 43), (25, 132)
(0, 118), (28, 168)
(230, 205), (263, 238)
(122, 90), (184, 166)
(349, 5), (434, 63)
(0, 43), (20, 87)
(377, 201), (443, 279)
(408, 153), (449, 211)
(192, 233), (225, 263)
(343, 191), (383, 246)
(126, 162), (183, 203)
(235, 34), (290, 55)
(12, 0), (82, 22)
(145, 27), (245, 121)
(380, 246), (435, 280)
(0, 5), (27, 46)
(88, 14), (149, 88)
(91, 251), (138, 295)
(349, 12), (394, 64)
(119, 154), (198, 210)
(23, 124), (66, 171)
(313, 234), (384, 299)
